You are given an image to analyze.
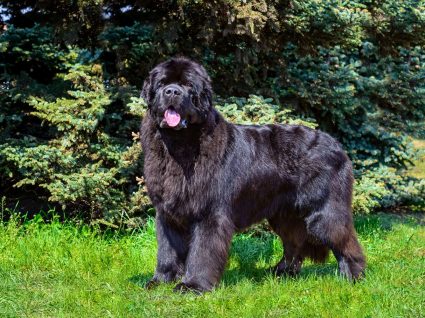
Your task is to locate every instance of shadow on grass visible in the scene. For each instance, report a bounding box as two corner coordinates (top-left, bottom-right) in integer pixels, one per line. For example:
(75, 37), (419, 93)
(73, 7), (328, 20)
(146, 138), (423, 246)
(222, 263), (339, 286)
(225, 213), (423, 285)
(354, 212), (423, 237)
(128, 273), (153, 288)
(223, 245), (338, 286)
(223, 233), (340, 285)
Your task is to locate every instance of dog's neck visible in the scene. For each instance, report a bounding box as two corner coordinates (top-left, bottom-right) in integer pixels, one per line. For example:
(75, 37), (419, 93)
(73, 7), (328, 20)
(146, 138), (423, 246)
(150, 109), (222, 179)
(159, 125), (203, 155)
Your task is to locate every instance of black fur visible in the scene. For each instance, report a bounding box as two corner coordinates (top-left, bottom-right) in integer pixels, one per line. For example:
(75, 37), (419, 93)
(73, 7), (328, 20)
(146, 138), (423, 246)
(140, 57), (365, 293)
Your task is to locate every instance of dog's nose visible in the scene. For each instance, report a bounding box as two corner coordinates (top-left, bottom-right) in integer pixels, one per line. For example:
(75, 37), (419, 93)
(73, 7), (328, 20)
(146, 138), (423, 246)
(164, 84), (183, 96)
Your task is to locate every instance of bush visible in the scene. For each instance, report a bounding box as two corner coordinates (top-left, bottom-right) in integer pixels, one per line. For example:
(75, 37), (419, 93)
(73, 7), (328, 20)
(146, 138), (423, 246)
(353, 165), (425, 214)
(1, 2), (424, 222)
(0, 50), (147, 222)
(216, 95), (317, 128)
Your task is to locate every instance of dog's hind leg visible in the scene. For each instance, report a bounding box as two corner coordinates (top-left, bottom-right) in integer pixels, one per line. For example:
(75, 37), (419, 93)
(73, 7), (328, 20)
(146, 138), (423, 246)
(301, 159), (365, 280)
(305, 208), (365, 280)
(268, 216), (306, 276)
(332, 232), (365, 281)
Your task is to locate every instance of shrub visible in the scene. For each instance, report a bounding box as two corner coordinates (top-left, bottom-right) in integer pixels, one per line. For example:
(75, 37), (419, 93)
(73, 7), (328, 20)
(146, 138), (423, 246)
(0, 53), (147, 222)
(354, 166), (425, 214)
(1, 2), (424, 222)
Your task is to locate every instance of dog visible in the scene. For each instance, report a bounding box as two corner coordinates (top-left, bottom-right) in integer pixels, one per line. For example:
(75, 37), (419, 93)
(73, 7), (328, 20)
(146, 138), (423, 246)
(140, 57), (365, 293)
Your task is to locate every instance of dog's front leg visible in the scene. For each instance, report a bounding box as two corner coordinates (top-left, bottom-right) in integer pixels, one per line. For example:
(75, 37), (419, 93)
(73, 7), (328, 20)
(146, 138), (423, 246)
(174, 214), (234, 293)
(146, 213), (189, 289)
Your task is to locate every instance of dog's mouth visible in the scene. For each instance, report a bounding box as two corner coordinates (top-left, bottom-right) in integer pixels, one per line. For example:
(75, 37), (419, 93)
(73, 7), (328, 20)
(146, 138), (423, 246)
(160, 106), (188, 130)
(164, 107), (181, 127)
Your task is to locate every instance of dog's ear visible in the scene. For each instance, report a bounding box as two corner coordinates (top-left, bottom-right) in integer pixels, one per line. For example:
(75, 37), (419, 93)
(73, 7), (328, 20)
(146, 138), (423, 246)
(202, 85), (213, 108)
(141, 68), (158, 105)
(196, 64), (213, 108)
(201, 77), (213, 109)
(140, 77), (151, 104)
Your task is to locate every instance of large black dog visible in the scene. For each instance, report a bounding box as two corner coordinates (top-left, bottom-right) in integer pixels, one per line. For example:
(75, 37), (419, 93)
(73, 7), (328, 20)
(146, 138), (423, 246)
(140, 57), (365, 293)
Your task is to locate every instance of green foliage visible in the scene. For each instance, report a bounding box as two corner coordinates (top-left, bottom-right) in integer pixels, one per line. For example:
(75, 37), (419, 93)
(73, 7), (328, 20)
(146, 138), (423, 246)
(281, 43), (424, 170)
(353, 166), (425, 214)
(216, 95), (317, 128)
(99, 23), (157, 84)
(0, 25), (69, 141)
(0, 56), (148, 221)
(1, 2), (424, 221)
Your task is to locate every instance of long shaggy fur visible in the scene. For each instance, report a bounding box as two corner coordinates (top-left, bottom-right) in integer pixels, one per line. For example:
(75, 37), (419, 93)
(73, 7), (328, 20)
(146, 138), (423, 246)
(140, 57), (365, 293)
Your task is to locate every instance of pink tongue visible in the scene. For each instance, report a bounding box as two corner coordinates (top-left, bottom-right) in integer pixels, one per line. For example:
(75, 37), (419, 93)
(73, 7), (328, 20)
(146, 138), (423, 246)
(164, 109), (181, 127)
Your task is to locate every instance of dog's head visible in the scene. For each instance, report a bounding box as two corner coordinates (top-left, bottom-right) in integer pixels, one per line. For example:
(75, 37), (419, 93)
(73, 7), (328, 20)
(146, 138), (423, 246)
(141, 57), (213, 130)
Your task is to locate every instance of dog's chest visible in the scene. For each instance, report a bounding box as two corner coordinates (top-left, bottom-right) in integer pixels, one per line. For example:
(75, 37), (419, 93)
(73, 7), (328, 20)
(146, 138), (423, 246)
(144, 146), (212, 217)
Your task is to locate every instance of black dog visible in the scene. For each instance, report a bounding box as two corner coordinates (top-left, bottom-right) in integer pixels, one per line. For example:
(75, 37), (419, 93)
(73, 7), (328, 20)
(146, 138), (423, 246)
(140, 57), (365, 293)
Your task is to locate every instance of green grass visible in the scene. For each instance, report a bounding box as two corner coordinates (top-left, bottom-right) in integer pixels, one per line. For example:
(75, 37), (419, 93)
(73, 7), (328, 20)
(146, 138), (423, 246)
(0, 213), (424, 317)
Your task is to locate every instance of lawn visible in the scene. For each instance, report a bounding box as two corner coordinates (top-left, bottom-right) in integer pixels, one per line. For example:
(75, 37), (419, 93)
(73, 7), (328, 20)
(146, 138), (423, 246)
(0, 213), (424, 317)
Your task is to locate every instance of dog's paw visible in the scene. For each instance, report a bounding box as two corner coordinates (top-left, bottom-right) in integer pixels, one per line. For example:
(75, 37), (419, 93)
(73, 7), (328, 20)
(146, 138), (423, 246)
(173, 282), (205, 295)
(145, 278), (160, 290)
(339, 259), (365, 283)
(269, 264), (300, 278)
